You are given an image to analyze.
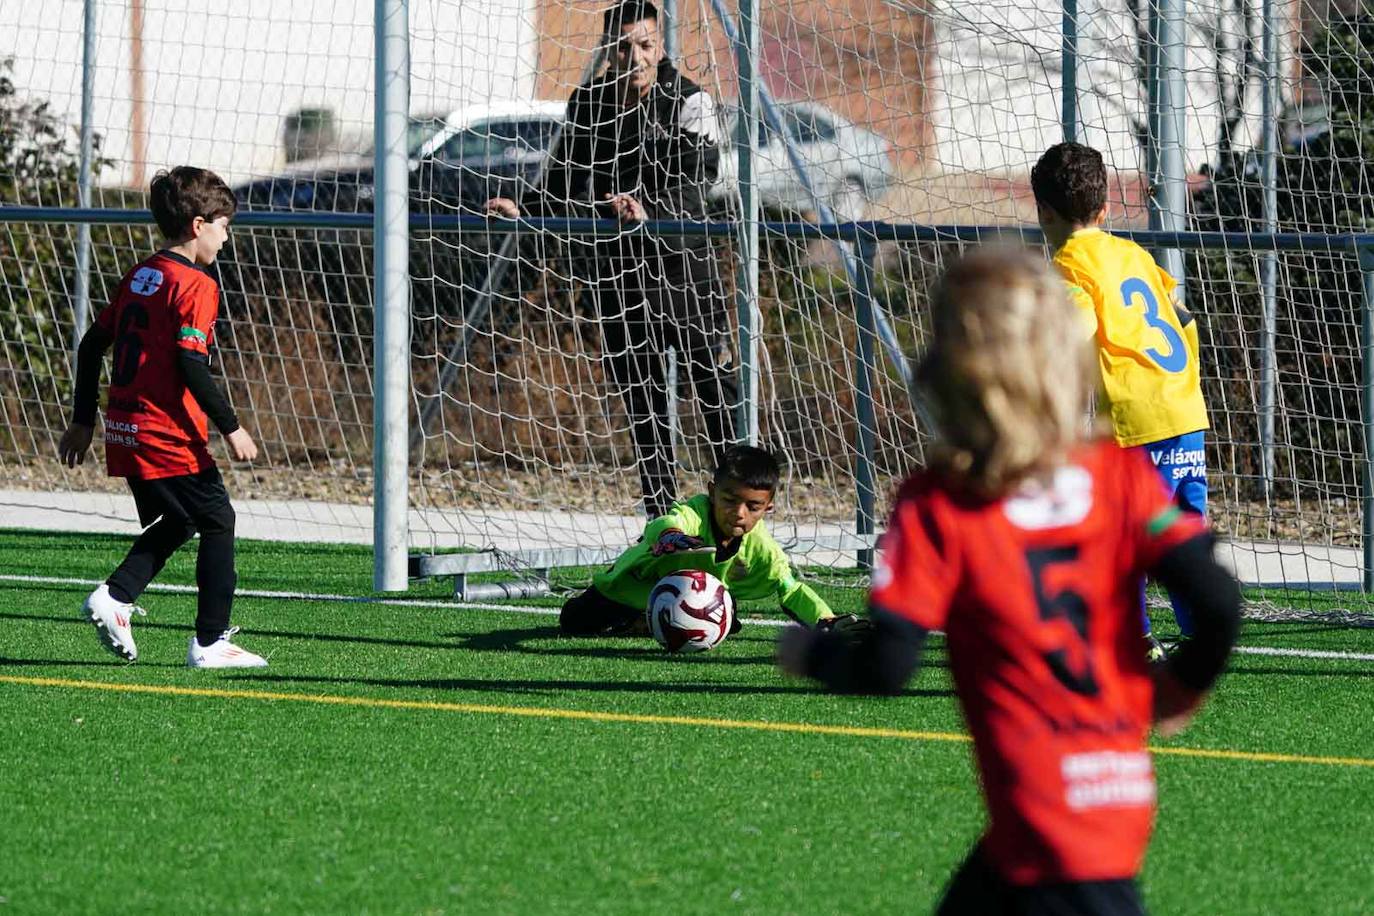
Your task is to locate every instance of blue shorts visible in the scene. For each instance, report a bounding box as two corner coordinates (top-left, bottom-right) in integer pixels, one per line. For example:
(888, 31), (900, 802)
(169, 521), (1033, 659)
(1138, 431), (1207, 635)
(1142, 430), (1207, 516)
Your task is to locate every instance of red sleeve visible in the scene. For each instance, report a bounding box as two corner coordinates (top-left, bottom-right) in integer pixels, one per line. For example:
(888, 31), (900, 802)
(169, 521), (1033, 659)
(869, 482), (958, 632)
(1121, 446), (1208, 572)
(94, 293), (120, 335)
(174, 275), (220, 356)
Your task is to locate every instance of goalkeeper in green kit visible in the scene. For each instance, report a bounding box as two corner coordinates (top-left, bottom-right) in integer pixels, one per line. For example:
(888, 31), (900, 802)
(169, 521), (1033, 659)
(560, 445), (869, 637)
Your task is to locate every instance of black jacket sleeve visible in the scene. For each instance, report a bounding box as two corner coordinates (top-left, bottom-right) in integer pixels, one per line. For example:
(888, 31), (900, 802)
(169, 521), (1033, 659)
(71, 324), (114, 425)
(521, 88), (600, 218)
(641, 84), (720, 221)
(178, 350), (240, 435)
(803, 607), (928, 696)
(1149, 533), (1242, 691)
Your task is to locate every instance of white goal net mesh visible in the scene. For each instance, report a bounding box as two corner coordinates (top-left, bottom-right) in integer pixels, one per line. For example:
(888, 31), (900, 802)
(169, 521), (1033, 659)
(2, 0), (1372, 609)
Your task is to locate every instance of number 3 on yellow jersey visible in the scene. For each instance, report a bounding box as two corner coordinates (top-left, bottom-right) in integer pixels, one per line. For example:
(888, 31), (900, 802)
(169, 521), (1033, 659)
(1119, 277), (1187, 373)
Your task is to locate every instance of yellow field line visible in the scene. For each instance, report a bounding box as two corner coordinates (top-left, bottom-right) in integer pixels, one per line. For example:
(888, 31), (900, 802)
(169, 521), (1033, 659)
(1149, 745), (1374, 768)
(2, 674), (1371, 769)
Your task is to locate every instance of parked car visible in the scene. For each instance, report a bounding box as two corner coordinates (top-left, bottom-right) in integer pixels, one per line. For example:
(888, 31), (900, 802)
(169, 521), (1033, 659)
(712, 100), (895, 222)
(235, 99), (891, 224)
(409, 100), (565, 214)
(233, 101), (566, 215)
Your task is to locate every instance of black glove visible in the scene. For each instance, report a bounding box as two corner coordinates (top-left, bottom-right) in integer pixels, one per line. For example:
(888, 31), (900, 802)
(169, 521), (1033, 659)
(814, 614), (873, 640)
(651, 529), (708, 557)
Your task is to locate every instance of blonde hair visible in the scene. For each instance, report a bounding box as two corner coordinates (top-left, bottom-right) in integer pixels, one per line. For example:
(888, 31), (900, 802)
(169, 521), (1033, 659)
(917, 247), (1099, 498)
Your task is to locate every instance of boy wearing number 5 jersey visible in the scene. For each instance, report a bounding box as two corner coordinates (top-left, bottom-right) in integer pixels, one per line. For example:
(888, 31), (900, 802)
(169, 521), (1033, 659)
(1033, 143), (1209, 655)
(57, 166), (266, 668)
(778, 251), (1240, 914)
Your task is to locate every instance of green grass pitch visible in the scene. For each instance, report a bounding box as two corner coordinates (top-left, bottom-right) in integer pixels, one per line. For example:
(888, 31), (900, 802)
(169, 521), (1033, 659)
(1, 529), (1372, 914)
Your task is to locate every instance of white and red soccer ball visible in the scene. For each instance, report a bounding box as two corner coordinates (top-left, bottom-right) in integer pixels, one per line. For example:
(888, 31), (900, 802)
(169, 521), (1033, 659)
(646, 570), (735, 653)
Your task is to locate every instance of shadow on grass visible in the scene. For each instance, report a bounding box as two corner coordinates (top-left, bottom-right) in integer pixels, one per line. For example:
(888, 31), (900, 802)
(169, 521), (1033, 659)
(1226, 664), (1374, 679)
(232, 670), (956, 700)
(1236, 623), (1374, 640)
(446, 624), (809, 666)
(2, 655), (128, 668)
(2, 611), (952, 672)
(448, 624), (953, 669)
(0, 611), (466, 653)
(0, 655), (190, 669)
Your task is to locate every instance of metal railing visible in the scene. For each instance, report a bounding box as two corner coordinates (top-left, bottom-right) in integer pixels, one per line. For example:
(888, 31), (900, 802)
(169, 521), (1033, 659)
(10, 201), (1374, 588)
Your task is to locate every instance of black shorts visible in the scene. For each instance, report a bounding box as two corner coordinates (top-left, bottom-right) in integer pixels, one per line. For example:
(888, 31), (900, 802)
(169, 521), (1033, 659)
(559, 586), (645, 636)
(127, 466), (232, 528)
(936, 846), (1146, 916)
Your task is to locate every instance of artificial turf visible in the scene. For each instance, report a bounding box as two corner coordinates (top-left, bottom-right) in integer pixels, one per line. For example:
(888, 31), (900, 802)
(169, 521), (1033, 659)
(1, 529), (1371, 914)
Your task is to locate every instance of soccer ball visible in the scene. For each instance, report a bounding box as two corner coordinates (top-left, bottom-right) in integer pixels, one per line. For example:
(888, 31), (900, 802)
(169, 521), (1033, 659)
(646, 570), (735, 653)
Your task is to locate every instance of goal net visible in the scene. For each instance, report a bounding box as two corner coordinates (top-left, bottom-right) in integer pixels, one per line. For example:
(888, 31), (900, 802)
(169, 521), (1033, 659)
(2, 0), (1372, 613)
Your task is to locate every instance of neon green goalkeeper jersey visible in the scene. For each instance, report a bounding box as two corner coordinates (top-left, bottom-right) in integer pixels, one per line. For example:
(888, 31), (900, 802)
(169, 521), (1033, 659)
(591, 494), (834, 625)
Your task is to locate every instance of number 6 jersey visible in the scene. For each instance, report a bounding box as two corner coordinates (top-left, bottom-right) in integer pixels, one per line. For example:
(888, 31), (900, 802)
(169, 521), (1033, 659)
(870, 440), (1206, 884)
(95, 251), (221, 480)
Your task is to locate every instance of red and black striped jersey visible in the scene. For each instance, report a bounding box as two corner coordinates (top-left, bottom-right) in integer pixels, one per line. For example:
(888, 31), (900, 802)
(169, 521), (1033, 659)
(95, 251), (221, 480)
(871, 440), (1206, 884)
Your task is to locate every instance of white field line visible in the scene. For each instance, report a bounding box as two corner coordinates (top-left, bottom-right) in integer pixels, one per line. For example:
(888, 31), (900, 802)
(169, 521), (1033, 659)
(1229, 645), (1374, 663)
(4, 574), (1374, 663)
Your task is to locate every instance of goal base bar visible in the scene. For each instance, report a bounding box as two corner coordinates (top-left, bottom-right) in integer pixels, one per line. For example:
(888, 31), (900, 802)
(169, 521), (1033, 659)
(408, 533), (882, 582)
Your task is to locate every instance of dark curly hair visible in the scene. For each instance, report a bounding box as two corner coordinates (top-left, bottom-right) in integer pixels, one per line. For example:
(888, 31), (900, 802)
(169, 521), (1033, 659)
(712, 445), (780, 493)
(1030, 142), (1107, 225)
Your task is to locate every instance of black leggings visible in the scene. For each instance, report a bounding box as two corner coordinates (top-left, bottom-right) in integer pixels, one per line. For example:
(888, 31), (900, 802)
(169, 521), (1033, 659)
(936, 846), (1146, 916)
(560, 585), (742, 638)
(559, 586), (643, 636)
(107, 467), (237, 644)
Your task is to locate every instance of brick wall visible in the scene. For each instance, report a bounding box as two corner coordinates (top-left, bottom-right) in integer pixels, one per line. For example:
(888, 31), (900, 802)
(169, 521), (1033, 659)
(533, 0), (936, 166)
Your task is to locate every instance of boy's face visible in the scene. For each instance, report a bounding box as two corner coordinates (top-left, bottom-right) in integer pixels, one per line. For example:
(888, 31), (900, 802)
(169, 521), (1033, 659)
(708, 478), (774, 540)
(190, 214), (231, 265)
(608, 18), (663, 101)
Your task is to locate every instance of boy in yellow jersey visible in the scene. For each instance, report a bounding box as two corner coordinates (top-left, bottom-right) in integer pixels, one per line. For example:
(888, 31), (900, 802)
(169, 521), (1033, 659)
(560, 445), (866, 638)
(1032, 142), (1209, 658)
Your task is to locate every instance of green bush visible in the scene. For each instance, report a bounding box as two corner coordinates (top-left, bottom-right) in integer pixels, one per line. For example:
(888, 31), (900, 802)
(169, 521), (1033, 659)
(1188, 13), (1373, 504)
(0, 58), (158, 466)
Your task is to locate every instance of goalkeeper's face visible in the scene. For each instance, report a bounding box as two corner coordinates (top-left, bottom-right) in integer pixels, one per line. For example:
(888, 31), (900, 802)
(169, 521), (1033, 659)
(610, 18), (663, 100)
(708, 479), (774, 540)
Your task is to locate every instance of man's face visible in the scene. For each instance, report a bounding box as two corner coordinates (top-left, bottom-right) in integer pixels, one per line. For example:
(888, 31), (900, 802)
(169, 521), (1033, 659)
(708, 478), (774, 540)
(609, 18), (663, 100)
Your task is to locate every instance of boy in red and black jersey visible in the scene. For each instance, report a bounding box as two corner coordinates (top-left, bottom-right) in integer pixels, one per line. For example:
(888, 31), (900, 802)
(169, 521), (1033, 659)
(779, 250), (1241, 915)
(58, 166), (267, 668)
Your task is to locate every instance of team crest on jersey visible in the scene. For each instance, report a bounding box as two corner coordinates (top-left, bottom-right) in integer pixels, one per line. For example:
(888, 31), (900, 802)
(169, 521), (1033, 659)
(129, 266), (164, 296)
(1003, 465), (1093, 530)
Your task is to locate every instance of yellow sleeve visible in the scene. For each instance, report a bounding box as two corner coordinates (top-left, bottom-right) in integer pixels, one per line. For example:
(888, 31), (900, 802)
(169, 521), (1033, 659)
(1065, 281), (1099, 339)
(591, 503), (706, 606)
(1157, 264), (1178, 297)
(1052, 253), (1099, 340)
(1159, 266), (1200, 363)
(1182, 313), (1200, 365)
(733, 527), (833, 624)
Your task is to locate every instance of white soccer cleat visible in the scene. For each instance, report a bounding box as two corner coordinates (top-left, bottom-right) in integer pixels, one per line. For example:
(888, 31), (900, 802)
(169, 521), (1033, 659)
(186, 627), (268, 669)
(82, 584), (144, 662)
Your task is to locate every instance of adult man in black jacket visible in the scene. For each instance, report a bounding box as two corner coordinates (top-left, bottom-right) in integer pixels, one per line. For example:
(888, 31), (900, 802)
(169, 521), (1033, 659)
(487, 0), (737, 518)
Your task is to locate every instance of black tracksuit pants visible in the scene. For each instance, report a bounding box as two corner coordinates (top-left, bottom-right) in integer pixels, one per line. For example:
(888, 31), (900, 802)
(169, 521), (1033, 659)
(106, 466), (237, 644)
(590, 261), (738, 519)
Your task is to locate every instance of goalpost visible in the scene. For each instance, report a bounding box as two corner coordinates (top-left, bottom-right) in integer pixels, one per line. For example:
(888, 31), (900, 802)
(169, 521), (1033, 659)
(2, 0), (1374, 616)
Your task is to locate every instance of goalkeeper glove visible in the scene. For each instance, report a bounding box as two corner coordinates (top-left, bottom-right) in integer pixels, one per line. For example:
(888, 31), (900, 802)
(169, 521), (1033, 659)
(814, 613), (873, 640)
(650, 529), (708, 557)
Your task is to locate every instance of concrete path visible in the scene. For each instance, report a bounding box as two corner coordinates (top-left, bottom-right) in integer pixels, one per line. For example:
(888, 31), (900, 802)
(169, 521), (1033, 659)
(1, 488), (1363, 588)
